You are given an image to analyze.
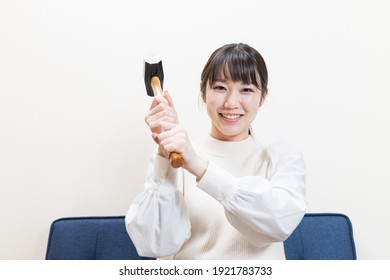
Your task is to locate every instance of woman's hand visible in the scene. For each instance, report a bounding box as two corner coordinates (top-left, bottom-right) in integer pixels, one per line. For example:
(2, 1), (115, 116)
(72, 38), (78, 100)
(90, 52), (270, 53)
(145, 91), (179, 134)
(145, 91), (208, 180)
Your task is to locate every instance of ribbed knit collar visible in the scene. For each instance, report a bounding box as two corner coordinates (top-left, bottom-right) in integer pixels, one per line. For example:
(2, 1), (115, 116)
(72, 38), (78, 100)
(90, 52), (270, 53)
(196, 134), (262, 158)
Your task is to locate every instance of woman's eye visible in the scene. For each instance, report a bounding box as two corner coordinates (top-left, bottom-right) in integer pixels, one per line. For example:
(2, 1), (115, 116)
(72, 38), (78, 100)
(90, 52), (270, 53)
(214, 86), (226, 91)
(242, 88), (254, 93)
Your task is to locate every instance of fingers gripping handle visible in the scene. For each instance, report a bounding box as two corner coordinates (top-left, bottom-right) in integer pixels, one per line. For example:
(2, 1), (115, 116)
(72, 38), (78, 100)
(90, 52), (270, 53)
(150, 77), (184, 168)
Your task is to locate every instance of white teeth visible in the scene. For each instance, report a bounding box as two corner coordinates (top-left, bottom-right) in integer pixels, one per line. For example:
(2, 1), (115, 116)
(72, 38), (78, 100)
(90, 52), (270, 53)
(222, 114), (240, 119)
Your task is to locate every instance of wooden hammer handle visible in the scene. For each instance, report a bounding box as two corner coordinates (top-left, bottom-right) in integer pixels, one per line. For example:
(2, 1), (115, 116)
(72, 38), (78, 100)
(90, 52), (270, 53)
(151, 76), (164, 97)
(150, 76), (184, 168)
(169, 152), (184, 168)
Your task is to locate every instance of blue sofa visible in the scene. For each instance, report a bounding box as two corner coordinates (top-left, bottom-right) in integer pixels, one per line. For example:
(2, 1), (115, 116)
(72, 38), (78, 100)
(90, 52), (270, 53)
(45, 213), (357, 260)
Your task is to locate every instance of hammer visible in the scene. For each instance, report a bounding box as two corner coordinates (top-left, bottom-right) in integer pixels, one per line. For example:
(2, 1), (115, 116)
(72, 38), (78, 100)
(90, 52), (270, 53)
(144, 55), (184, 168)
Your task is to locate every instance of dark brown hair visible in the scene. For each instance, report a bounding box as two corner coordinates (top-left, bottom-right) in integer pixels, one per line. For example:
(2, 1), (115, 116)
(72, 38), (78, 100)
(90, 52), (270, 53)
(200, 43), (268, 103)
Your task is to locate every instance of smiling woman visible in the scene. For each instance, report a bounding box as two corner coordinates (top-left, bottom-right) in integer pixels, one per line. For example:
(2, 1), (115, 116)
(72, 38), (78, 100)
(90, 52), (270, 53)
(200, 44), (267, 141)
(125, 43), (307, 260)
(205, 79), (262, 141)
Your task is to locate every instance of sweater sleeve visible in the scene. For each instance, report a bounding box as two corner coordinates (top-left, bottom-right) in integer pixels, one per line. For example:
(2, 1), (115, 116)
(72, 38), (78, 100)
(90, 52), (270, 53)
(125, 149), (191, 258)
(196, 141), (307, 247)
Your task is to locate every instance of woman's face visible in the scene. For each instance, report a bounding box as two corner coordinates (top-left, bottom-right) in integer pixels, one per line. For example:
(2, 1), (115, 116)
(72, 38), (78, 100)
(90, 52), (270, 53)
(204, 78), (262, 141)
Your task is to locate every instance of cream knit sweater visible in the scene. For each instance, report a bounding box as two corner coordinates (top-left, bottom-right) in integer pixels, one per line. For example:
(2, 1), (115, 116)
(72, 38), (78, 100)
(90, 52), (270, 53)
(126, 135), (307, 259)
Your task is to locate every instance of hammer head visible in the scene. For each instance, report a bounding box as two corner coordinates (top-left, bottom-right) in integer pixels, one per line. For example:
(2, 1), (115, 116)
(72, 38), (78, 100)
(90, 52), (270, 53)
(144, 55), (164, 97)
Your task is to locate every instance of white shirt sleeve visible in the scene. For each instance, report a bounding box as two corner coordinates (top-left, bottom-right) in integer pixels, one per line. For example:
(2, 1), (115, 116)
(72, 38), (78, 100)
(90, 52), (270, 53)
(125, 150), (191, 258)
(196, 141), (307, 247)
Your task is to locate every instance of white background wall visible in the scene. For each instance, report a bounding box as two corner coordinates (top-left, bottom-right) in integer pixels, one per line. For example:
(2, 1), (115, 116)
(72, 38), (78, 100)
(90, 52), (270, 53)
(1, 0), (389, 260)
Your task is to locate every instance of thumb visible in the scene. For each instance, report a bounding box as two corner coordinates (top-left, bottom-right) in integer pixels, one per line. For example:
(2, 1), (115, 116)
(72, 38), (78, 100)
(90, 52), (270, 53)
(149, 97), (159, 110)
(163, 91), (176, 109)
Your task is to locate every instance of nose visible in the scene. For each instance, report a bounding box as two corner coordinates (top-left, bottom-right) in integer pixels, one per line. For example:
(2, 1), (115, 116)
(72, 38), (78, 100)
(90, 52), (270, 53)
(224, 91), (240, 108)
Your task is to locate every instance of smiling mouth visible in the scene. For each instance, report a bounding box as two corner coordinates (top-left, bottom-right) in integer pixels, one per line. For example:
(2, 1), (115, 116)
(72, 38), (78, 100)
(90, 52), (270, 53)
(219, 113), (243, 120)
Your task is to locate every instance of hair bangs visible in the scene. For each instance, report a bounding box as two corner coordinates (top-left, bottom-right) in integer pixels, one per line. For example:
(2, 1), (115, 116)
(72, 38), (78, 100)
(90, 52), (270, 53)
(208, 49), (261, 90)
